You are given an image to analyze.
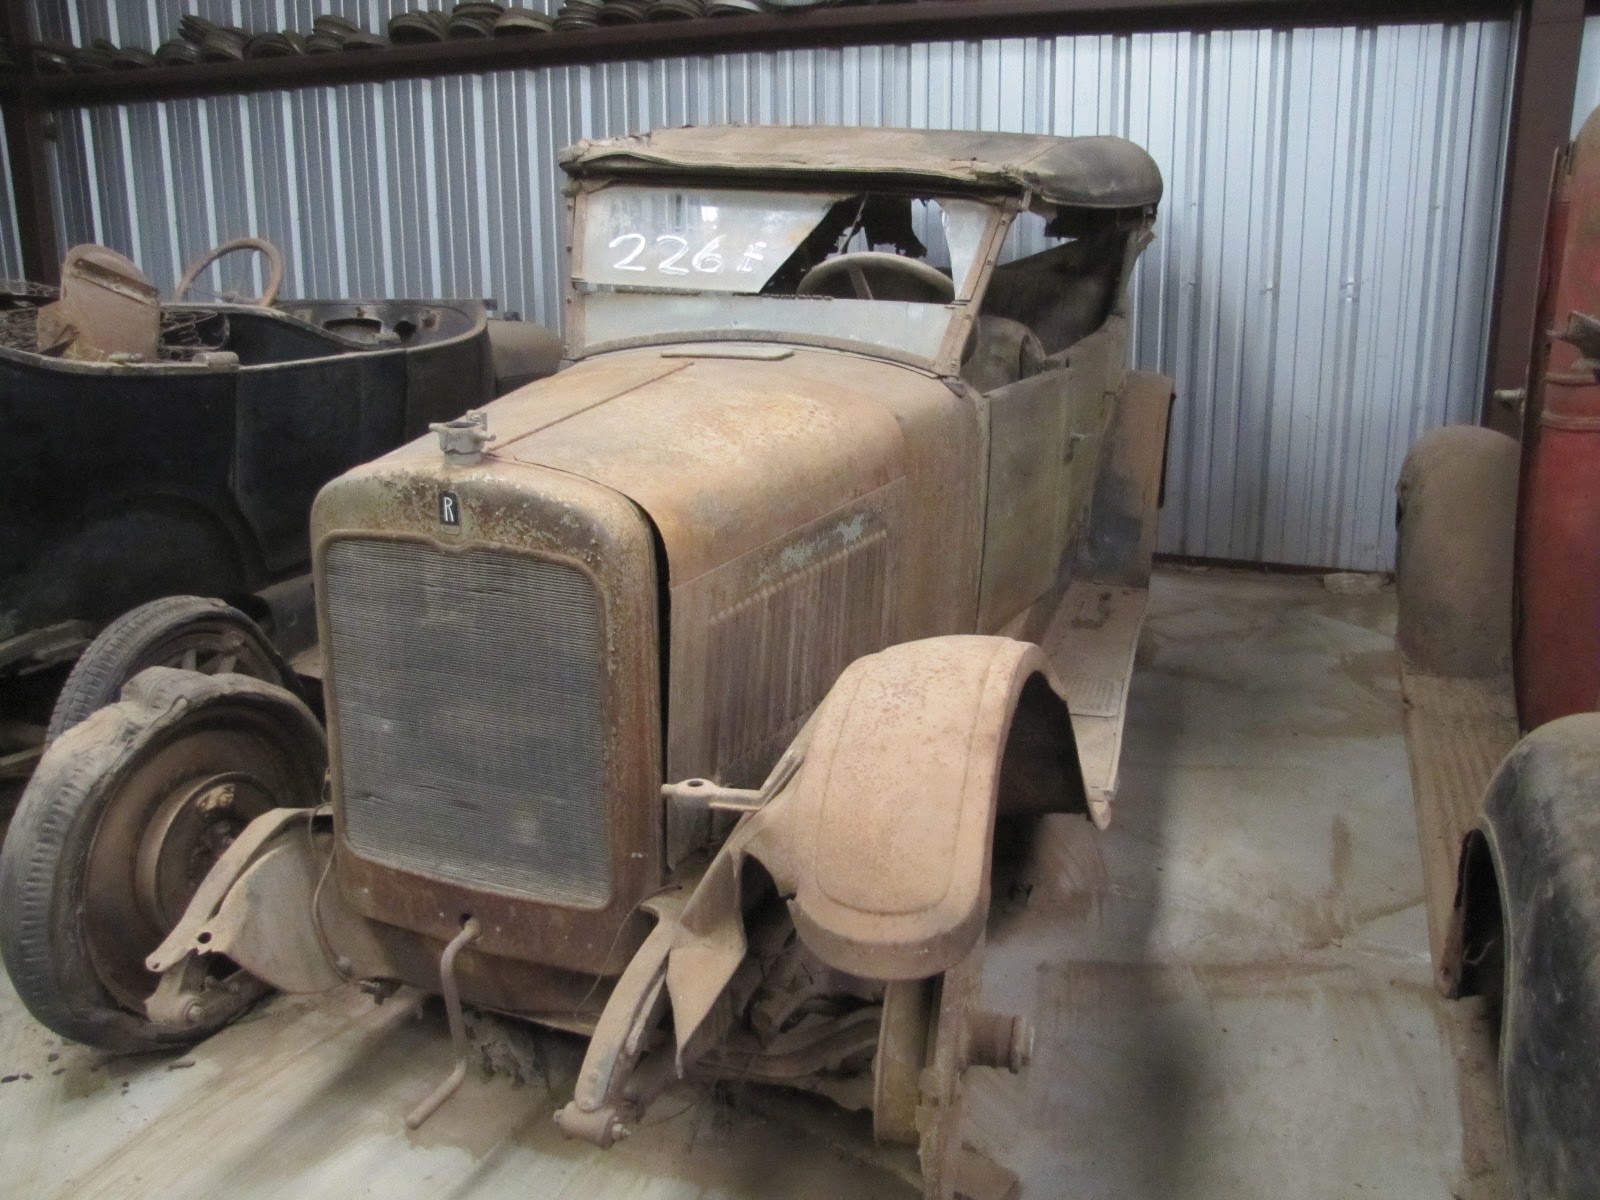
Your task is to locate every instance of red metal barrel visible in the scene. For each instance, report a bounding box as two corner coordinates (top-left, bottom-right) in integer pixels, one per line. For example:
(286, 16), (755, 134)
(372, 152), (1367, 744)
(1516, 106), (1600, 729)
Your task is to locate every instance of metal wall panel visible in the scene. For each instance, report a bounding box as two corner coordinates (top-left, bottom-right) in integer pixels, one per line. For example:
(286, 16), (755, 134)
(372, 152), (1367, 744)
(30, 7), (1514, 569)
(1574, 15), (1600, 136)
(0, 118), (25, 281)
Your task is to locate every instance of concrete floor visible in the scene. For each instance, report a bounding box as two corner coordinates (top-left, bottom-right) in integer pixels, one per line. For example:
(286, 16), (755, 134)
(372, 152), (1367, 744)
(0, 567), (1500, 1199)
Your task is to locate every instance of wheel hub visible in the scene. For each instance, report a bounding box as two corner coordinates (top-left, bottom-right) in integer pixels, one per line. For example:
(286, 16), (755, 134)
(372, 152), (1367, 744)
(133, 770), (274, 930)
(80, 706), (317, 1013)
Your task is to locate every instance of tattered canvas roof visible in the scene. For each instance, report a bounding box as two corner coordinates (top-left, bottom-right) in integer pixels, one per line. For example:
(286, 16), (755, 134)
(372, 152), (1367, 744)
(561, 125), (1163, 210)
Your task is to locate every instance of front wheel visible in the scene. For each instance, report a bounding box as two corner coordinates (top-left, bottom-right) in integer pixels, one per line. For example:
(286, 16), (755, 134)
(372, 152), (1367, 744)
(0, 668), (325, 1051)
(873, 935), (1033, 1200)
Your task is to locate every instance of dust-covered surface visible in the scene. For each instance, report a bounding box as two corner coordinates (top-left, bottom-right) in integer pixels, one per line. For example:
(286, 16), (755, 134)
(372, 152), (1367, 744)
(974, 567), (1503, 1199)
(0, 567), (1500, 1198)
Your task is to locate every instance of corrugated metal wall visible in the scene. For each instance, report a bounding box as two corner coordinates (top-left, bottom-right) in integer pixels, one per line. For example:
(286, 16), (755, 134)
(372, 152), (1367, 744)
(20, 4), (1517, 569)
(1573, 15), (1600, 137)
(0, 119), (25, 281)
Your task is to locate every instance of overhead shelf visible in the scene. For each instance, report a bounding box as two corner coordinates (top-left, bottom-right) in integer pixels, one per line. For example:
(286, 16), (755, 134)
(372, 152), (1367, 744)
(1, 0), (1509, 109)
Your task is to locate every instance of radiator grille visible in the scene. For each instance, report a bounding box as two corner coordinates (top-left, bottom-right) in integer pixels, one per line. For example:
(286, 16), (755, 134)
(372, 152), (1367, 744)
(324, 539), (611, 907)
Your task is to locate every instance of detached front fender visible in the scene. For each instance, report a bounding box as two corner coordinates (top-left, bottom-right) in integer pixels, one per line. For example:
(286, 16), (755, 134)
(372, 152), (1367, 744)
(751, 634), (1088, 981)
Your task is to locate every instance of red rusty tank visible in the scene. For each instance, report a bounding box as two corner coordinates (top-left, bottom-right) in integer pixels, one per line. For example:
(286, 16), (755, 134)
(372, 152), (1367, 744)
(1515, 105), (1600, 729)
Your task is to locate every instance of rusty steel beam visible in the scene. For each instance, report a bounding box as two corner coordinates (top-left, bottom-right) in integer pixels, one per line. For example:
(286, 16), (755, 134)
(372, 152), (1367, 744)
(0, 6), (57, 284)
(1483, 0), (1587, 433)
(17, 0), (1511, 109)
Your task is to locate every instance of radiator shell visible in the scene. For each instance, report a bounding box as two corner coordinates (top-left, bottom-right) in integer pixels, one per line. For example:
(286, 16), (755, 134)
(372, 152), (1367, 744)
(313, 458), (661, 976)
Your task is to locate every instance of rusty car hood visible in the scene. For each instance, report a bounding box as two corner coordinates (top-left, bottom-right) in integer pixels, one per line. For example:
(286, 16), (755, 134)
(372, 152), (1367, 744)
(387, 344), (949, 584)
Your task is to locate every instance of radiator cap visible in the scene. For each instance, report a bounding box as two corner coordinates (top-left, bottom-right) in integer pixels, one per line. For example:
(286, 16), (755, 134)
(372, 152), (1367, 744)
(430, 410), (492, 464)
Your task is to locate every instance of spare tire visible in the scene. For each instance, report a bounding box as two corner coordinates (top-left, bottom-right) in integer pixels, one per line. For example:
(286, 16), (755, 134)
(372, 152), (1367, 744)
(47, 595), (288, 743)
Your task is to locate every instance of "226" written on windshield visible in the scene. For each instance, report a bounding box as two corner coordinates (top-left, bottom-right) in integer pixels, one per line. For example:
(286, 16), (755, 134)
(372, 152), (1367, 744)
(608, 234), (770, 276)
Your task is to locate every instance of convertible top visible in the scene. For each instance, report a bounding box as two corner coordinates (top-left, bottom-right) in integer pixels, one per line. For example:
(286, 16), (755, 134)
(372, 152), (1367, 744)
(561, 124), (1163, 211)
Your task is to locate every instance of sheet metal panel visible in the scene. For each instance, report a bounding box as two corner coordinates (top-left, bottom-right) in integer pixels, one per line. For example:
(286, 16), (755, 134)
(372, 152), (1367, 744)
(29, 10), (1512, 569)
(1575, 15), (1600, 137)
(0, 117), (25, 281)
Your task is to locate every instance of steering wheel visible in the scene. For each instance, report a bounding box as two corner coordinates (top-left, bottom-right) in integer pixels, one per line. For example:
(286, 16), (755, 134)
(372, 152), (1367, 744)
(176, 236), (286, 307)
(795, 251), (956, 304)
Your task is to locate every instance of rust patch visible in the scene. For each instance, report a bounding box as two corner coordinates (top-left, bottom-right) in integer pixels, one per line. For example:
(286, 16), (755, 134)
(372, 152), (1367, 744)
(1068, 587), (1115, 631)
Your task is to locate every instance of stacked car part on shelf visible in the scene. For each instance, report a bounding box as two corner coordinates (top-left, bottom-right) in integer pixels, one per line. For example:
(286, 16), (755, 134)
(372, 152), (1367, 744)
(18, 0), (919, 72)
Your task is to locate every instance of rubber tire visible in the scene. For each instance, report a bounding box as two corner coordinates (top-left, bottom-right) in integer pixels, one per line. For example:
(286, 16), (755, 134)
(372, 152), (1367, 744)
(47, 595), (285, 743)
(0, 670), (325, 1052)
(1395, 425), (1519, 677)
(1471, 715), (1600, 1199)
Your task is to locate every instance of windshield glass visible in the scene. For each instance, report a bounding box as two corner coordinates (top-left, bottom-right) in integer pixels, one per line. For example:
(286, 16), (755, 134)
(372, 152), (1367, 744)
(571, 184), (998, 362)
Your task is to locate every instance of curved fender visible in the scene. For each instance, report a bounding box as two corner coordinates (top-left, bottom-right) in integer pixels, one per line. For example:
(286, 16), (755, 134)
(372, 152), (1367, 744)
(1451, 714), (1600, 1199)
(752, 634), (1087, 982)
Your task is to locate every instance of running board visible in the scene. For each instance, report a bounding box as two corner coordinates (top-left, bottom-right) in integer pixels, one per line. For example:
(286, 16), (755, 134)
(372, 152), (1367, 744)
(1398, 665), (1519, 990)
(1006, 371), (1170, 822)
(1041, 582), (1149, 819)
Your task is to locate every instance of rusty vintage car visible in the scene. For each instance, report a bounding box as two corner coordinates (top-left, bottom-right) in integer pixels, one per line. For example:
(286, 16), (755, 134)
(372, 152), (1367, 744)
(0, 126), (1172, 1197)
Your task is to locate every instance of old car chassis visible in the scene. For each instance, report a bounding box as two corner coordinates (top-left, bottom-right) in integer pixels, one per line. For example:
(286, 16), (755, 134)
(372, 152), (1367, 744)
(1, 125), (1173, 1199)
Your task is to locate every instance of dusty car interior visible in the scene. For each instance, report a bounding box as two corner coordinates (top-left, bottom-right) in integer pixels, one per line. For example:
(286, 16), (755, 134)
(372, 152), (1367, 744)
(573, 182), (991, 358)
(572, 177), (1141, 388)
(177, 300), (492, 362)
(0, 287), (486, 365)
(0, 234), (558, 799)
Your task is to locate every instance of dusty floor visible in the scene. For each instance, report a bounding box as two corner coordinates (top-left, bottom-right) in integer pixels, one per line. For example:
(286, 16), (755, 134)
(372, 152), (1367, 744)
(0, 567), (1499, 1199)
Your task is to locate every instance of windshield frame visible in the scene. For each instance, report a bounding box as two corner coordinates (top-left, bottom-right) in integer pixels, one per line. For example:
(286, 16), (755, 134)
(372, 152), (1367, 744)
(564, 176), (1018, 373)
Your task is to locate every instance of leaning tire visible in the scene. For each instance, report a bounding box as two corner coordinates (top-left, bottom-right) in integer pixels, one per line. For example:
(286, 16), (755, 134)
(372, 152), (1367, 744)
(0, 668), (325, 1052)
(1395, 425), (1519, 677)
(47, 595), (287, 743)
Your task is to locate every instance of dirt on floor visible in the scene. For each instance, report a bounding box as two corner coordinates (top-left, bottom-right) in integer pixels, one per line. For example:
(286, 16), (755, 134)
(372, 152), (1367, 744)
(0, 567), (1505, 1200)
